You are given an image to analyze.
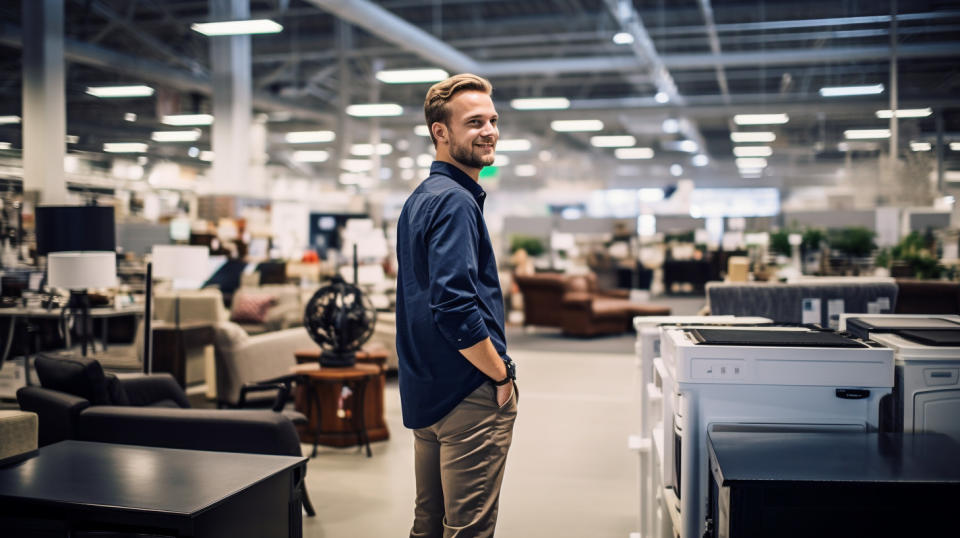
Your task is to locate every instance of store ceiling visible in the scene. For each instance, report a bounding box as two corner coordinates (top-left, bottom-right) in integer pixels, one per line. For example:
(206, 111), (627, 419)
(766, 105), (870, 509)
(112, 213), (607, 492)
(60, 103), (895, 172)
(0, 0), (959, 193)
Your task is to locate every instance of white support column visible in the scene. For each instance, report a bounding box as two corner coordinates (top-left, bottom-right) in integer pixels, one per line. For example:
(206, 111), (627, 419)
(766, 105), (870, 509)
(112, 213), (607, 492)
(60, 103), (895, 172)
(22, 0), (67, 204)
(209, 0), (252, 194)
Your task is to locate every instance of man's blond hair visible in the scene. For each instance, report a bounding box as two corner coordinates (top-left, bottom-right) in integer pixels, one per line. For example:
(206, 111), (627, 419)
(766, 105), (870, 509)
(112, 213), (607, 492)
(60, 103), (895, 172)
(423, 73), (493, 147)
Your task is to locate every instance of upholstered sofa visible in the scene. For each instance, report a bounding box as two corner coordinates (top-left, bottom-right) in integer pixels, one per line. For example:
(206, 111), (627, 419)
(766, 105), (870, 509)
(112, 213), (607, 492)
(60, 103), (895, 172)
(17, 354), (314, 515)
(514, 272), (671, 337)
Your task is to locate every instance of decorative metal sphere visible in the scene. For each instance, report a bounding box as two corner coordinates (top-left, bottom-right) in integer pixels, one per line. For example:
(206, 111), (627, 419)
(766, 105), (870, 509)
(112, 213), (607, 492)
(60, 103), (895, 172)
(303, 276), (377, 367)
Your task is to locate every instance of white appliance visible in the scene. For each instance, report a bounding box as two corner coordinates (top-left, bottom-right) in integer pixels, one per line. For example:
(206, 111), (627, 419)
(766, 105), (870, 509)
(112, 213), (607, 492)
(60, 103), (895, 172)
(631, 316), (770, 538)
(842, 315), (960, 445)
(661, 327), (894, 538)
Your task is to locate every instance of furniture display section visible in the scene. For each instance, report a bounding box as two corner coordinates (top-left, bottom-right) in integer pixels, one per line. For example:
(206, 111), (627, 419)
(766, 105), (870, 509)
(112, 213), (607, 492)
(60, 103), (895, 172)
(515, 272), (670, 336)
(0, 440), (306, 538)
(291, 353), (386, 457)
(705, 432), (960, 538)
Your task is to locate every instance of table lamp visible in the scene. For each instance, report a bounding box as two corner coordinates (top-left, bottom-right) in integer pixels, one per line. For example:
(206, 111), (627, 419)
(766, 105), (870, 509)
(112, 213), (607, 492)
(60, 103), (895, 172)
(47, 251), (117, 356)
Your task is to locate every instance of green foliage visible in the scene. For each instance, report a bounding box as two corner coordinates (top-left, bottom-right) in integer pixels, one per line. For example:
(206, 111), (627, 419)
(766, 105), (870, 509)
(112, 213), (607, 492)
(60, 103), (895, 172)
(874, 248), (891, 269)
(509, 235), (545, 257)
(828, 227), (876, 257)
(891, 232), (943, 279)
(802, 229), (826, 252)
(769, 230), (792, 257)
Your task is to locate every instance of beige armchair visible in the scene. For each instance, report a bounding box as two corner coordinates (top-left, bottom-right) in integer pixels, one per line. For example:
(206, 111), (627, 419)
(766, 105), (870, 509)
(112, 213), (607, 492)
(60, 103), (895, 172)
(212, 322), (317, 408)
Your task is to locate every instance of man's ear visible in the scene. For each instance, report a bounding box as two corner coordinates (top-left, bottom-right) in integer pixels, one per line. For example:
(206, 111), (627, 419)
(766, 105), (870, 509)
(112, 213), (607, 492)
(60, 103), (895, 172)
(431, 122), (447, 143)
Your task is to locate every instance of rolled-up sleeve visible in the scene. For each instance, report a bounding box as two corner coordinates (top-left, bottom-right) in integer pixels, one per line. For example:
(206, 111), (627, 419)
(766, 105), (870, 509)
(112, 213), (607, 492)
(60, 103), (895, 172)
(426, 191), (490, 350)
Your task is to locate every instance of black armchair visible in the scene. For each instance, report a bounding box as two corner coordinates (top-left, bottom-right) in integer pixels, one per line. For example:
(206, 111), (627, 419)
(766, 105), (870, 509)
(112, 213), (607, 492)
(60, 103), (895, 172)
(17, 354), (315, 516)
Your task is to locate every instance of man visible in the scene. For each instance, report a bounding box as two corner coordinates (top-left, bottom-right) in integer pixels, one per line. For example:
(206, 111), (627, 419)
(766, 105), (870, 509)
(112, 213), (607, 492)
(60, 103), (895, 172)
(395, 73), (518, 538)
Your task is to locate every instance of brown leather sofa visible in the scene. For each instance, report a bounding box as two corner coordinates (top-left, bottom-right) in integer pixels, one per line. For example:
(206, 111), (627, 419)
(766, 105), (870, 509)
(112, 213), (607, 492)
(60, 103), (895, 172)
(514, 272), (670, 337)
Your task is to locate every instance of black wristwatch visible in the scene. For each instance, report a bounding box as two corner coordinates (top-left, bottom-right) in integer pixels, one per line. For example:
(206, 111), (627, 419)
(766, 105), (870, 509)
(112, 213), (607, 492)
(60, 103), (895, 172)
(493, 357), (516, 386)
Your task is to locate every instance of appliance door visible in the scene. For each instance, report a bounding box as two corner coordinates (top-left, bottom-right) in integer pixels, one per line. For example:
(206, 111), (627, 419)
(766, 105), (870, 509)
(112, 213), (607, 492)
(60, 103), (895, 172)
(914, 389), (960, 444)
(671, 419), (682, 499)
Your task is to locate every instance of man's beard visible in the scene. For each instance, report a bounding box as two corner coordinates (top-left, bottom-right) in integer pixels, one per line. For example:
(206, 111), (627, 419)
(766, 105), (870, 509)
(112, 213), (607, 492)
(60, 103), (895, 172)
(449, 137), (495, 169)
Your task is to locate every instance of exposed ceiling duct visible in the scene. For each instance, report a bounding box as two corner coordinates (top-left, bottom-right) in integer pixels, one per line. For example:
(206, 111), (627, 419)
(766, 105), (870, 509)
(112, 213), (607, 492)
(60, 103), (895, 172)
(0, 23), (333, 123)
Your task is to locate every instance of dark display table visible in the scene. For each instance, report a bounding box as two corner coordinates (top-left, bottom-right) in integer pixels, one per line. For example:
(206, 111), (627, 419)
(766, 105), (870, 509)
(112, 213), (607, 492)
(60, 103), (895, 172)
(0, 440), (306, 538)
(706, 431), (960, 538)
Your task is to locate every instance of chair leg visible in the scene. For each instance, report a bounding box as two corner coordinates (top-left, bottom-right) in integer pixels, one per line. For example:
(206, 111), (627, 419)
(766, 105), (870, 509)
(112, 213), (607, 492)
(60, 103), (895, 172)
(300, 483), (316, 517)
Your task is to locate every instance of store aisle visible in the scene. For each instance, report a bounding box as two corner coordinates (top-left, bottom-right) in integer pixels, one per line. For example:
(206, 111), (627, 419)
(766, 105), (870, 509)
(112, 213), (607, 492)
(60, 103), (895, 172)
(302, 344), (642, 538)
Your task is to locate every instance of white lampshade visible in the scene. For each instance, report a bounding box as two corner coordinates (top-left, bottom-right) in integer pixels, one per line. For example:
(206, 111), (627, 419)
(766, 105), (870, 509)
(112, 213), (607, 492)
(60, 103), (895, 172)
(151, 245), (210, 281)
(48, 251), (117, 290)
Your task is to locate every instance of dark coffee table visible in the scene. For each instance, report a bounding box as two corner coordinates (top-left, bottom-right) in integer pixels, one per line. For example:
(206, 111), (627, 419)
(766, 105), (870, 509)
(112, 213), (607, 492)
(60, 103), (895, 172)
(0, 440), (307, 537)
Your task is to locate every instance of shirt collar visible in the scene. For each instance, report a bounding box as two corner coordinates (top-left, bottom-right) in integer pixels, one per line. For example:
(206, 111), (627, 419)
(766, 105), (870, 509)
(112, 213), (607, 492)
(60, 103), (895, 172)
(430, 160), (487, 208)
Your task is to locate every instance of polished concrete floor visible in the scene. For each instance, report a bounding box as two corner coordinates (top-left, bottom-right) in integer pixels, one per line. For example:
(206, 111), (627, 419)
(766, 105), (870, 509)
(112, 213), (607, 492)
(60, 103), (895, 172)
(301, 341), (643, 538)
(299, 296), (702, 538)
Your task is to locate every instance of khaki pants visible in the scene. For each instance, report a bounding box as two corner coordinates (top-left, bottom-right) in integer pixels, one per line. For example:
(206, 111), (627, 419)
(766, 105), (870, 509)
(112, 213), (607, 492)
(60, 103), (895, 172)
(410, 381), (518, 538)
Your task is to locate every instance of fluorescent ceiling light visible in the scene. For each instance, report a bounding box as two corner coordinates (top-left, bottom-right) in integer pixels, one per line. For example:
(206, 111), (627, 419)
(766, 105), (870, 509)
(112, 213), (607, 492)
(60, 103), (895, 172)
(341, 159), (373, 172)
(612, 32), (634, 45)
(191, 19), (282, 36)
(615, 147), (654, 159)
(654, 92), (669, 104)
(103, 142), (148, 153)
(0, 142), (11, 150)
(493, 154), (510, 167)
(151, 130), (201, 142)
(200, 151), (214, 162)
(66, 135), (79, 144)
(733, 146), (773, 157)
(124, 113), (137, 122)
(510, 97), (571, 110)
(662, 118), (679, 134)
(414, 125), (431, 137)
(293, 150), (329, 163)
(951, 142), (960, 151)
(733, 113), (789, 125)
(285, 130), (335, 143)
(398, 157), (414, 169)
(590, 135), (636, 147)
(819, 84), (884, 97)
(0, 116), (21, 125)
(497, 139), (532, 152)
(161, 114), (213, 126)
(736, 157), (768, 169)
(910, 141), (932, 152)
(346, 103), (403, 117)
(670, 164), (683, 176)
(875, 108), (932, 119)
(515, 164), (537, 177)
(550, 119), (604, 132)
(730, 131), (776, 143)
(844, 129), (891, 139)
(692, 154), (709, 167)
(375, 68), (448, 84)
(351, 143), (393, 156)
(86, 85), (154, 98)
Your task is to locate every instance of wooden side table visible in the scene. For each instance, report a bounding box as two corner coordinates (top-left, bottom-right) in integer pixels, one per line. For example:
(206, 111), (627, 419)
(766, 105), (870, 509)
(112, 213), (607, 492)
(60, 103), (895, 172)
(293, 347), (389, 450)
(291, 360), (383, 457)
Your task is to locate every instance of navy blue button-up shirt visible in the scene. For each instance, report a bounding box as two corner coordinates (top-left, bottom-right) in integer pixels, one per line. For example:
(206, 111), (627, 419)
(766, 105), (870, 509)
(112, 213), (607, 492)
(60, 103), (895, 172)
(395, 161), (508, 429)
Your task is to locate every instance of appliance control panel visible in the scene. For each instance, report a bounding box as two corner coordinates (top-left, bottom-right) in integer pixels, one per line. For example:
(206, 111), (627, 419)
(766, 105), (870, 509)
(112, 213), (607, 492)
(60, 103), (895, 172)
(691, 359), (746, 380)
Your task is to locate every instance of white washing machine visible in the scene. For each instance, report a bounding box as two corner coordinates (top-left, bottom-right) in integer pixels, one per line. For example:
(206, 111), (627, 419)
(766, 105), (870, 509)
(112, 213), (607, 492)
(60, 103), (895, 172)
(632, 316), (771, 538)
(840, 315), (960, 444)
(661, 327), (894, 538)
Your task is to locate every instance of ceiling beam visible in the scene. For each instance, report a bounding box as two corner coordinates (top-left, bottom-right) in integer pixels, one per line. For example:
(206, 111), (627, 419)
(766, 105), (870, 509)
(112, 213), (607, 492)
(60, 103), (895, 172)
(0, 23), (333, 123)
